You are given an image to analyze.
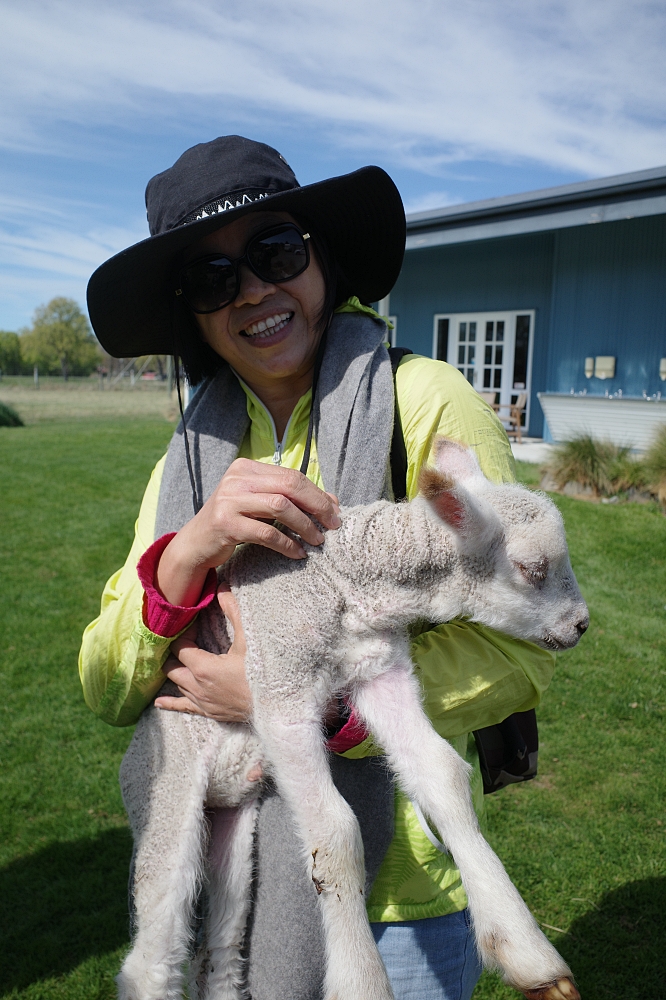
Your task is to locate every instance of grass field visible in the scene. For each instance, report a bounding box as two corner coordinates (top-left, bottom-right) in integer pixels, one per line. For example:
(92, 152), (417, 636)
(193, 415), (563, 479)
(0, 414), (664, 1000)
(0, 377), (178, 424)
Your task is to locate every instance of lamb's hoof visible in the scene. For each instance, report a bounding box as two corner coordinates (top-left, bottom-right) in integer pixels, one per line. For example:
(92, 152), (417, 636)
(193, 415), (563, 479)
(522, 977), (580, 1000)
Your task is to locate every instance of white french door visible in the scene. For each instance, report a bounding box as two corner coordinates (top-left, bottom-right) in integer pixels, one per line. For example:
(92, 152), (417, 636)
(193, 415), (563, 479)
(432, 310), (535, 428)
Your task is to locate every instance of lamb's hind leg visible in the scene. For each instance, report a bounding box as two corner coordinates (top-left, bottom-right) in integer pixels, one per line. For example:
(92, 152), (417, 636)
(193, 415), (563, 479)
(118, 719), (212, 1000)
(353, 665), (579, 1000)
(253, 706), (394, 1000)
(193, 800), (259, 1000)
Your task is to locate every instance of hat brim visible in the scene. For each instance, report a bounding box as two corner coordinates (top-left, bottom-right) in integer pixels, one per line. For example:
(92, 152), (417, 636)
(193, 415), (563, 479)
(87, 165), (405, 358)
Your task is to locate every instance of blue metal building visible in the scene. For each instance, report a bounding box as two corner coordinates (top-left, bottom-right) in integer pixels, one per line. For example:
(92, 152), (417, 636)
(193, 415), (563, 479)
(380, 166), (666, 445)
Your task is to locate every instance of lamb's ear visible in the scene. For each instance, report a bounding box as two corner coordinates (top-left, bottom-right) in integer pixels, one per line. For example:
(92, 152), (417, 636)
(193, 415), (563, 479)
(432, 438), (485, 482)
(419, 466), (500, 544)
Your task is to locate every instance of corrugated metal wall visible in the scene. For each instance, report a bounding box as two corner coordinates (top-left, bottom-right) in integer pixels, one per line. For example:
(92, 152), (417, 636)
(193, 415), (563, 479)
(548, 215), (666, 398)
(389, 232), (555, 436)
(392, 214), (666, 437)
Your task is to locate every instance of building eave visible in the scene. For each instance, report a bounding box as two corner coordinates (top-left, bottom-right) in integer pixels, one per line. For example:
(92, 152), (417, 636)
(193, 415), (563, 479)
(405, 164), (666, 250)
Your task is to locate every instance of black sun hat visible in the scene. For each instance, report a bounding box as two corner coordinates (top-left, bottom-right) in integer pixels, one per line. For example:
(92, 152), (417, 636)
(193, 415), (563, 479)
(87, 136), (406, 358)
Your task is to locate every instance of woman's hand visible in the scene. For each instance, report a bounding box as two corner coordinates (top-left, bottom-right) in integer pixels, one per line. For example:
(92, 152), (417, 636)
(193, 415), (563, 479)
(157, 585), (344, 735)
(155, 586), (251, 721)
(156, 458), (340, 607)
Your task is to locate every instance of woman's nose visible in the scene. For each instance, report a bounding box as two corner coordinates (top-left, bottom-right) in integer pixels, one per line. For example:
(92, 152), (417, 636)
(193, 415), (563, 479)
(234, 263), (276, 306)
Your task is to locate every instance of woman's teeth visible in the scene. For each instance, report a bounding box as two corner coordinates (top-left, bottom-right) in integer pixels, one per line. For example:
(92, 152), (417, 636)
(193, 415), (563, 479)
(241, 312), (292, 338)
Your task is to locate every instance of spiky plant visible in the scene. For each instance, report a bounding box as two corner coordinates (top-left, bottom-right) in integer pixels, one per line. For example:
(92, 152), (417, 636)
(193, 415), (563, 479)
(546, 435), (629, 496)
(643, 424), (666, 504)
(606, 452), (649, 493)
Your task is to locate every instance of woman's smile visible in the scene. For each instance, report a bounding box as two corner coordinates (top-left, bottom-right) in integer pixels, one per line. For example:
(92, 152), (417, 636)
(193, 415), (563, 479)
(239, 310), (294, 343)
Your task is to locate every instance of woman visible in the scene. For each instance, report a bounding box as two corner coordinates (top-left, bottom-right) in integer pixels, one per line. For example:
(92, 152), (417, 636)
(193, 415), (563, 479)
(81, 135), (556, 1000)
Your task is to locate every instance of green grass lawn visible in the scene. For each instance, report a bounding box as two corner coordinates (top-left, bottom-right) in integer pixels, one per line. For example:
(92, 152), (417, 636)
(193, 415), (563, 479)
(0, 424), (664, 999)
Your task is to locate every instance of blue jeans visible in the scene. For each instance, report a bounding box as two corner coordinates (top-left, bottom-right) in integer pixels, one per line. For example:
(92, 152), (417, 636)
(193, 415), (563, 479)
(371, 910), (482, 1000)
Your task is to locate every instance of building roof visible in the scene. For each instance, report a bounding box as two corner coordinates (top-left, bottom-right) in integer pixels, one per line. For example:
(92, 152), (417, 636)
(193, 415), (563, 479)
(406, 164), (666, 250)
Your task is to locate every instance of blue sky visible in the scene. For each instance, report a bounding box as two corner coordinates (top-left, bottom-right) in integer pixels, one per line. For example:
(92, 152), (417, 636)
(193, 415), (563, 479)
(1, 0), (666, 331)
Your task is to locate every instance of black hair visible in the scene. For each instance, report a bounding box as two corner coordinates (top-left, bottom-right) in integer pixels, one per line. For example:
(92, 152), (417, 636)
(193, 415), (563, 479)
(176, 221), (345, 386)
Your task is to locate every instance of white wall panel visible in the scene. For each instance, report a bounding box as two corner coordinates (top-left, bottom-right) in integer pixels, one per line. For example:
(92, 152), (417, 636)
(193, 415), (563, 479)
(538, 393), (666, 451)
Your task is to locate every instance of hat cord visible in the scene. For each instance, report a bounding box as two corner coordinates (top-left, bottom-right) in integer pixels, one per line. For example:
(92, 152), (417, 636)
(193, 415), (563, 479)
(172, 301), (202, 516)
(299, 327), (328, 477)
(174, 359), (202, 516)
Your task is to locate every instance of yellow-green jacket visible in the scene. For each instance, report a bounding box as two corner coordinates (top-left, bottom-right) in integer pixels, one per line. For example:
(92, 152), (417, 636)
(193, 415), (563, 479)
(79, 350), (555, 923)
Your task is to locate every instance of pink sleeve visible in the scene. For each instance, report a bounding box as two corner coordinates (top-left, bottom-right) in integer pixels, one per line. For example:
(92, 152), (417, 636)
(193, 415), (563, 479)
(325, 707), (369, 753)
(137, 532), (218, 638)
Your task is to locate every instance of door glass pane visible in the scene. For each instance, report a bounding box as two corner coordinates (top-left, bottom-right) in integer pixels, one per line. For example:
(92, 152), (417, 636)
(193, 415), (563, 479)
(458, 344), (465, 365)
(467, 370), (474, 384)
(468, 345), (475, 363)
(483, 369), (491, 388)
(459, 322), (467, 341)
(486, 321), (493, 341)
(495, 345), (503, 365)
(469, 322), (477, 342)
(437, 318), (449, 362)
(485, 345), (492, 364)
(496, 321), (504, 341)
(513, 315), (530, 388)
(493, 368), (502, 388)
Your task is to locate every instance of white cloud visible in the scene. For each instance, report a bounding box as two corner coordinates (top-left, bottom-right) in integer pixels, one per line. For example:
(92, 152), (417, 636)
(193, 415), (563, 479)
(0, 190), (147, 325)
(0, 0), (665, 177)
(403, 192), (463, 215)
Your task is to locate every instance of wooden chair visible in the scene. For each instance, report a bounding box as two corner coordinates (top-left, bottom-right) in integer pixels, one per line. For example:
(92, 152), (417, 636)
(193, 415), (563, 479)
(477, 391), (498, 407)
(494, 392), (528, 443)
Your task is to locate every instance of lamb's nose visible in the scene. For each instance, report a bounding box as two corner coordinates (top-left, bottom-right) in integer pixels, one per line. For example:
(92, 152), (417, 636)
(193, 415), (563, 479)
(575, 618), (589, 636)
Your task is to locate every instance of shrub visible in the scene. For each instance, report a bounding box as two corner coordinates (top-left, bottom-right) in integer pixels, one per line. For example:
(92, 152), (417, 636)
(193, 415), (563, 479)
(543, 432), (666, 501)
(546, 435), (629, 496)
(643, 424), (666, 503)
(0, 401), (24, 427)
(606, 451), (649, 493)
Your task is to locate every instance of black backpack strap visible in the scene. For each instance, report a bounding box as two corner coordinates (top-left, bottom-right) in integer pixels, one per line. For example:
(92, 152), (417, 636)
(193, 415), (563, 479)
(388, 347), (413, 502)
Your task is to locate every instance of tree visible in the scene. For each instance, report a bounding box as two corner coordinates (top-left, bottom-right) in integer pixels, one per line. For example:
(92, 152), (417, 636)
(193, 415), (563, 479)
(20, 298), (100, 379)
(0, 331), (22, 375)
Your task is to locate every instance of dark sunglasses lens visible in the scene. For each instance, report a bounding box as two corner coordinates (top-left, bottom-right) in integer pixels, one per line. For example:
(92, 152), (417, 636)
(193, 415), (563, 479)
(247, 226), (309, 282)
(182, 258), (237, 313)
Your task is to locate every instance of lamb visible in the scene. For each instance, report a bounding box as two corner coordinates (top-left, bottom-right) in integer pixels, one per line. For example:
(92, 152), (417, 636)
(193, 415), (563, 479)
(118, 438), (589, 1000)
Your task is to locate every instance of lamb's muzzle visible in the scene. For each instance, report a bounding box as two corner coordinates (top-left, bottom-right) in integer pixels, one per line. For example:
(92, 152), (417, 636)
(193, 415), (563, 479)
(118, 437), (588, 1000)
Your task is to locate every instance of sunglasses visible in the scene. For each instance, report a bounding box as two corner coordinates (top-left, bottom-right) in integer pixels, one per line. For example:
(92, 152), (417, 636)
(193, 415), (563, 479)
(175, 223), (311, 314)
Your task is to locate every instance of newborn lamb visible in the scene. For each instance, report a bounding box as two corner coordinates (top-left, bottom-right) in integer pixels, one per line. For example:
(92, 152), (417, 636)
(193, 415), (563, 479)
(119, 438), (588, 1000)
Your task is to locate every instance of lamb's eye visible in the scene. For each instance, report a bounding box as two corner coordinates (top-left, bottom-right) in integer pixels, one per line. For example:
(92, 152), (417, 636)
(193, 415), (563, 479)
(514, 557), (549, 585)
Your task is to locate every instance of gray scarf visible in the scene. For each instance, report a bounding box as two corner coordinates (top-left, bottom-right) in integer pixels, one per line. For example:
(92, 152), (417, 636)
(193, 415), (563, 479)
(154, 312), (397, 1000)
(155, 312), (394, 537)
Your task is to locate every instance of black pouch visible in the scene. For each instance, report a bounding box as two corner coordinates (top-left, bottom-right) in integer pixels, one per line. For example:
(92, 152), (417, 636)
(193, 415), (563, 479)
(473, 709), (539, 794)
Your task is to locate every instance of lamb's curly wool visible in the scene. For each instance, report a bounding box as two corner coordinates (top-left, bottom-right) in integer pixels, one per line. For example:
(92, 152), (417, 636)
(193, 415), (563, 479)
(119, 440), (588, 1000)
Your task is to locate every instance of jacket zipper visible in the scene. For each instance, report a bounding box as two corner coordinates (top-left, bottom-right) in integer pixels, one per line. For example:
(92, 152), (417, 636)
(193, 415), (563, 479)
(270, 409), (295, 465)
(231, 372), (296, 467)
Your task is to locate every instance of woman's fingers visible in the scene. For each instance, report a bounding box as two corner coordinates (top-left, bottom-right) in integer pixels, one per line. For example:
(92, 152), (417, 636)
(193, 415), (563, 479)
(223, 460), (341, 530)
(167, 641), (217, 677)
(155, 694), (206, 715)
(162, 623), (252, 722)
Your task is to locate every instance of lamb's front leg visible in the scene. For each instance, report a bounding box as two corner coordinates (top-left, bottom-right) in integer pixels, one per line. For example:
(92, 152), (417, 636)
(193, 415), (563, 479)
(354, 665), (580, 1000)
(253, 706), (394, 1000)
